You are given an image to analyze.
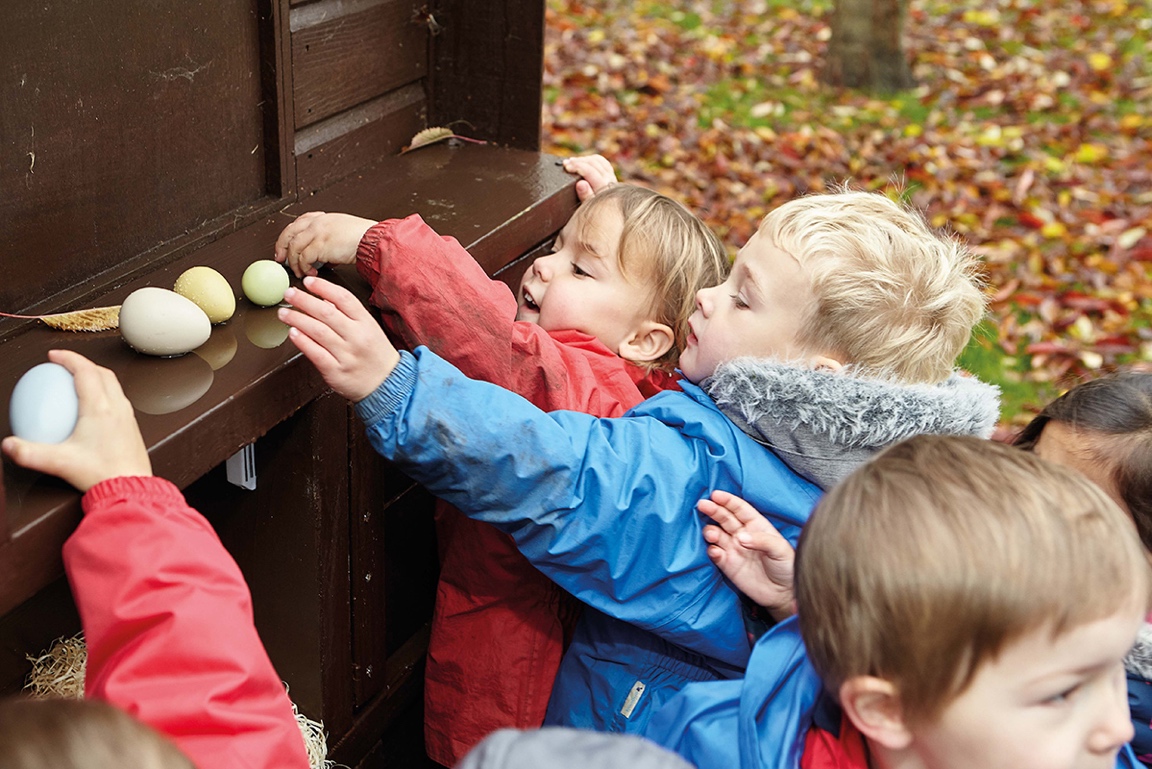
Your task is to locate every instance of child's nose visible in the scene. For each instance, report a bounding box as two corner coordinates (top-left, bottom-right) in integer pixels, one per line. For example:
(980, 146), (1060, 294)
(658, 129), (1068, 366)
(1088, 683), (1135, 754)
(532, 254), (554, 282)
(695, 286), (714, 316)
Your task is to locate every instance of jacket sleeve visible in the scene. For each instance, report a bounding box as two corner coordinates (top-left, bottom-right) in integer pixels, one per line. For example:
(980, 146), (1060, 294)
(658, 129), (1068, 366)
(355, 214), (641, 415)
(355, 347), (754, 667)
(63, 476), (311, 769)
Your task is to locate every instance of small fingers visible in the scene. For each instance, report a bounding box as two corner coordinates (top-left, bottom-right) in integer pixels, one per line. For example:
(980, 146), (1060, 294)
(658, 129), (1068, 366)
(300, 276), (374, 322)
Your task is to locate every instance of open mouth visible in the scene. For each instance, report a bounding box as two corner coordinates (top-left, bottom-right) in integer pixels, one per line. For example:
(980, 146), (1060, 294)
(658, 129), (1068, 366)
(521, 289), (539, 312)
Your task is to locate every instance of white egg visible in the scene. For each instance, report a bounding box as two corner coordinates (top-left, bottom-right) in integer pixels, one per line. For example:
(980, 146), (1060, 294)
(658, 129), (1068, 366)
(120, 287), (212, 357)
(9, 362), (79, 444)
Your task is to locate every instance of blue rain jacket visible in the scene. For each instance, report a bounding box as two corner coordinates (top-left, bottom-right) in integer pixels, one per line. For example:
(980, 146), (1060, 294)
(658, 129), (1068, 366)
(645, 617), (1145, 769)
(357, 348), (822, 732)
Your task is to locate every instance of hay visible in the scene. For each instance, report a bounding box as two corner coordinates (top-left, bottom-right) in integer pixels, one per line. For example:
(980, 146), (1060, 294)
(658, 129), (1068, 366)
(25, 634), (336, 769)
(23, 633), (86, 700)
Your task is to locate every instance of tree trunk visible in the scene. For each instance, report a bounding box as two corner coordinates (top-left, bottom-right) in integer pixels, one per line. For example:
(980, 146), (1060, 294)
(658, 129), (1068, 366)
(824, 0), (916, 93)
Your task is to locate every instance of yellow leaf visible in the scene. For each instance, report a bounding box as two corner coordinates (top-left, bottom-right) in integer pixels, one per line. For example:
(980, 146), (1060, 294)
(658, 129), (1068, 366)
(1073, 143), (1109, 164)
(1044, 156), (1067, 174)
(1041, 221), (1067, 238)
(962, 9), (999, 25)
(1121, 114), (1144, 130)
(1088, 53), (1112, 72)
(588, 29), (606, 44)
(903, 123), (923, 138)
(1079, 350), (1104, 369)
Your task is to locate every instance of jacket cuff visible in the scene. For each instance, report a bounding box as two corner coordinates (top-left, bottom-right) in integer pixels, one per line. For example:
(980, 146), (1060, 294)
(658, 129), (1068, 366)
(82, 476), (182, 516)
(355, 348), (419, 426)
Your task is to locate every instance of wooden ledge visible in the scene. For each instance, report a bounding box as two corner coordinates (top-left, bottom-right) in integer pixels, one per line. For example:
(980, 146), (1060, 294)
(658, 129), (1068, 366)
(0, 144), (578, 617)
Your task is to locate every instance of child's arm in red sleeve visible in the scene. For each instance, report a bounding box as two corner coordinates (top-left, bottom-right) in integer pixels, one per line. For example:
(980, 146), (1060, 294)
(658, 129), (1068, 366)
(65, 476), (310, 769)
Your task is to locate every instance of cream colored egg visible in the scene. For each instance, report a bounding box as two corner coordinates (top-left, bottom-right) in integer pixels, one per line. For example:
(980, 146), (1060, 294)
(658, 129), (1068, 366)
(120, 287), (212, 357)
(174, 266), (236, 324)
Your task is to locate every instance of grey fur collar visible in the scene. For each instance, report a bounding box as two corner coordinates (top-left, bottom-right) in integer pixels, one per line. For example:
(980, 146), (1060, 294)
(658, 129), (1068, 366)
(702, 358), (1002, 489)
(1126, 622), (1152, 681)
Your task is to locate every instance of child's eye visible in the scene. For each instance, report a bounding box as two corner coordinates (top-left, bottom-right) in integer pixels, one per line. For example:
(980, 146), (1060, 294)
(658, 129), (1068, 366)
(1043, 683), (1081, 705)
(730, 294), (749, 309)
(572, 263), (590, 277)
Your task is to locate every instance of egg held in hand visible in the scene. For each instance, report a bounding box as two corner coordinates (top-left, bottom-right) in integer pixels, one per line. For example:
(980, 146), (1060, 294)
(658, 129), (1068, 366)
(242, 260), (291, 307)
(174, 266), (236, 324)
(119, 287), (212, 357)
(9, 362), (79, 444)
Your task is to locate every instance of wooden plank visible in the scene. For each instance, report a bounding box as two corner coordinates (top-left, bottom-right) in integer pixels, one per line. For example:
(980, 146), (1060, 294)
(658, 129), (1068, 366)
(185, 393), (353, 730)
(291, 0), (428, 129)
(429, 0), (545, 150)
(0, 143), (576, 620)
(262, 0), (297, 197)
(0, 1), (270, 317)
(295, 84), (427, 195)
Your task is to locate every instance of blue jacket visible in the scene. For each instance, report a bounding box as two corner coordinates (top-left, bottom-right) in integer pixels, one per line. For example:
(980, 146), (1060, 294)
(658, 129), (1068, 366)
(356, 347), (822, 732)
(645, 617), (1144, 769)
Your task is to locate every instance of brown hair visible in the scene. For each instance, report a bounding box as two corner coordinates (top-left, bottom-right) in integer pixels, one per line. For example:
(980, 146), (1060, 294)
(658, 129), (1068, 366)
(1014, 369), (1152, 551)
(795, 434), (1151, 722)
(0, 697), (194, 769)
(759, 189), (985, 384)
(573, 184), (729, 370)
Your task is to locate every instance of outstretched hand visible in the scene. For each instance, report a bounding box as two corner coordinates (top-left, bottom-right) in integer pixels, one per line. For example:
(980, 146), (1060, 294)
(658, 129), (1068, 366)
(278, 276), (401, 402)
(700, 490), (797, 621)
(2, 350), (152, 492)
(562, 155), (618, 202)
(274, 211), (377, 279)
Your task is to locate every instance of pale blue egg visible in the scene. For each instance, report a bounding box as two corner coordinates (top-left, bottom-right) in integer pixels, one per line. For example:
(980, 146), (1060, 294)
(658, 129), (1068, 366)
(8, 362), (79, 444)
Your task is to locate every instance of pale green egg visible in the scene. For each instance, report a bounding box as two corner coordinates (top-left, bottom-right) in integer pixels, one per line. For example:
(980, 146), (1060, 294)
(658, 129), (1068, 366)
(242, 260), (290, 307)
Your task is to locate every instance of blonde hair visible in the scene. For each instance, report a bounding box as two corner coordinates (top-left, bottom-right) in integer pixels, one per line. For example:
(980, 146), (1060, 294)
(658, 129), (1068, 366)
(759, 190), (984, 384)
(0, 697), (194, 769)
(796, 434), (1152, 722)
(574, 184), (729, 370)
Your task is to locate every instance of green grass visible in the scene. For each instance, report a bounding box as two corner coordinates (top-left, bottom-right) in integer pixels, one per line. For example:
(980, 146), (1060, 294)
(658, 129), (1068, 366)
(958, 321), (1058, 422)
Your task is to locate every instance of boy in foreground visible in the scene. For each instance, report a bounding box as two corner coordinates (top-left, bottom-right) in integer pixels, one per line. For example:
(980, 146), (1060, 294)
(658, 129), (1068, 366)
(645, 434), (1145, 769)
(277, 189), (1001, 733)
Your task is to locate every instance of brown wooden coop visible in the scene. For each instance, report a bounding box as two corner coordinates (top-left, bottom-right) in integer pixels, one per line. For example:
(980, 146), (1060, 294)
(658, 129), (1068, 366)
(0, 1), (577, 766)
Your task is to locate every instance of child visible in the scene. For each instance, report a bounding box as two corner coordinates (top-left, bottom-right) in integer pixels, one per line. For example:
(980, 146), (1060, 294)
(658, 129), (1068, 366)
(704, 368), (1152, 764)
(277, 189), (1001, 734)
(274, 178), (729, 763)
(0, 350), (309, 769)
(644, 434), (1147, 769)
(1014, 370), (1152, 766)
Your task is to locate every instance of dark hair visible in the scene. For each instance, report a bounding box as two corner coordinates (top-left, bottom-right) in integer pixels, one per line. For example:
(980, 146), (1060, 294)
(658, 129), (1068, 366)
(1014, 369), (1152, 550)
(0, 697), (194, 769)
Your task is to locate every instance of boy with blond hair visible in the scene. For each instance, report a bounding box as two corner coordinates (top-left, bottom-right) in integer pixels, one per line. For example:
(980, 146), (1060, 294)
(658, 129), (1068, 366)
(646, 434), (1147, 769)
(277, 189), (1001, 734)
(275, 181), (729, 762)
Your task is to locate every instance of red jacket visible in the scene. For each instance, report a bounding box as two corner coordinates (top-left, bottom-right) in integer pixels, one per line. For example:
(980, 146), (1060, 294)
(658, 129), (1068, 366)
(64, 476), (311, 769)
(801, 714), (869, 769)
(356, 215), (679, 764)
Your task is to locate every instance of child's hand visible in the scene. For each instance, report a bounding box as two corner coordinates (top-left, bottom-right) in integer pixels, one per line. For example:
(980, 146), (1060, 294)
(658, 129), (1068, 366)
(274, 211), (376, 279)
(699, 490), (797, 621)
(562, 155), (618, 202)
(279, 276), (400, 402)
(2, 350), (152, 492)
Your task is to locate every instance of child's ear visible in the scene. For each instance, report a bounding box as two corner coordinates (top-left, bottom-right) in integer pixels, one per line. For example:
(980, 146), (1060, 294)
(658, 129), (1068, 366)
(618, 321), (675, 364)
(839, 676), (913, 751)
(807, 354), (844, 372)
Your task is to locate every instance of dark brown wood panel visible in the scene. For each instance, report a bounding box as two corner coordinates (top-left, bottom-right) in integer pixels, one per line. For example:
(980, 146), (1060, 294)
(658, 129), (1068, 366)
(295, 85), (427, 195)
(0, 1), (272, 316)
(429, 0), (545, 150)
(185, 393), (352, 729)
(291, 0), (428, 129)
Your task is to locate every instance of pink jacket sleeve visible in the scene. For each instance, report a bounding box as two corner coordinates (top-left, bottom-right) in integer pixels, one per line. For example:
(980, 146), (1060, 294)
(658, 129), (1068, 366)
(63, 476), (311, 769)
(356, 214), (658, 415)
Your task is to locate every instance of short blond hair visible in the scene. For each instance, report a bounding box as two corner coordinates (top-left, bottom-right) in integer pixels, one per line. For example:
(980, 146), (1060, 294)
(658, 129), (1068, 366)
(759, 190), (984, 383)
(0, 697), (194, 769)
(574, 184), (729, 370)
(796, 434), (1151, 722)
